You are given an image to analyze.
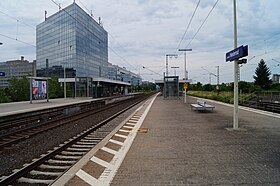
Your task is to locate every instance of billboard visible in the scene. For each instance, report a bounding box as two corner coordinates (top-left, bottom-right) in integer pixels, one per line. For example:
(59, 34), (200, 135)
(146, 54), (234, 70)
(32, 79), (47, 100)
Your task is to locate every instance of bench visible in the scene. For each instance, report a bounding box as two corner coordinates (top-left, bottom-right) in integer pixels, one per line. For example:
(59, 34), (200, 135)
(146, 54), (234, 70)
(190, 99), (215, 111)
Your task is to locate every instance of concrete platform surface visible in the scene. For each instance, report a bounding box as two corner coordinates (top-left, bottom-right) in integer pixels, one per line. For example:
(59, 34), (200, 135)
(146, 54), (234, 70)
(109, 96), (280, 185)
(0, 98), (93, 117)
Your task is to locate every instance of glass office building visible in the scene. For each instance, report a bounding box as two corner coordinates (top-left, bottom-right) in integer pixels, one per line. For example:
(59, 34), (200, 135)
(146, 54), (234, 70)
(36, 2), (108, 79)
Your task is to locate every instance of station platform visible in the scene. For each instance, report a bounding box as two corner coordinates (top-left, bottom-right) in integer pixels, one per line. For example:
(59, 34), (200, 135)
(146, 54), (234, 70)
(0, 98), (94, 117)
(53, 94), (280, 186)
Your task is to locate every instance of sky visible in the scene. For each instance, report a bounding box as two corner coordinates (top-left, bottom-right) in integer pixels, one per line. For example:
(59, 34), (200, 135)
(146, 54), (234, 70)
(0, 0), (280, 84)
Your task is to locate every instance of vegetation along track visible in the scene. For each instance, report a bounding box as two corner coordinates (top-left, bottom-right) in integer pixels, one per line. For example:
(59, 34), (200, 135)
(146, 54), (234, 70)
(0, 92), (155, 185)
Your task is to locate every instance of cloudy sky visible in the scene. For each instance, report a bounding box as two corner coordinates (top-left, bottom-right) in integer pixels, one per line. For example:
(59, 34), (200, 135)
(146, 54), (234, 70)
(0, 0), (280, 84)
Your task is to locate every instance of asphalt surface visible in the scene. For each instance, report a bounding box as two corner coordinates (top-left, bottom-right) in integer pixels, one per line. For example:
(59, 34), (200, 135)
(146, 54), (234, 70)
(110, 95), (280, 185)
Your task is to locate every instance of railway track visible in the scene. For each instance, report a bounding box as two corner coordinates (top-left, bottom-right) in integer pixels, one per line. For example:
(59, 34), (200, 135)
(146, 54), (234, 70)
(0, 99), (121, 150)
(0, 93), (155, 185)
(0, 99), (105, 136)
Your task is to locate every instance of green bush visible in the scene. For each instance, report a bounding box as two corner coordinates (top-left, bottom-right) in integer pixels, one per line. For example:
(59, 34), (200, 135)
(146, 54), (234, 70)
(188, 91), (247, 104)
(0, 88), (10, 103)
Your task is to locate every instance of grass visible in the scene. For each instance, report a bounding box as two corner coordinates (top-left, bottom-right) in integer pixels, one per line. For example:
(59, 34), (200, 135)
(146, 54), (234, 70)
(187, 91), (254, 104)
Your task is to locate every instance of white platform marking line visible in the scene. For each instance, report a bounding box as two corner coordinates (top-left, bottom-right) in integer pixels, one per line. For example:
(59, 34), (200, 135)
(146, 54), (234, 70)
(90, 156), (114, 170)
(114, 133), (128, 139)
(109, 139), (124, 146)
(101, 147), (118, 155)
(76, 169), (101, 186)
(97, 94), (158, 185)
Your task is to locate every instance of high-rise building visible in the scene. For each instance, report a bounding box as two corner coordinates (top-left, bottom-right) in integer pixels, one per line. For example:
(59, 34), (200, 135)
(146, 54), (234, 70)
(36, 2), (108, 79)
(36, 2), (141, 97)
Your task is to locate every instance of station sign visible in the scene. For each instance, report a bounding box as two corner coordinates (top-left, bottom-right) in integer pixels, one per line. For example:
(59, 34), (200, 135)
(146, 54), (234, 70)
(226, 45), (248, 62)
(184, 82), (188, 89)
(0, 72), (5, 76)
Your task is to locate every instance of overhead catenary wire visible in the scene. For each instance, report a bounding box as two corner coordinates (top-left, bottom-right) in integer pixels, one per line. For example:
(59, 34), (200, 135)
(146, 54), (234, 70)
(0, 33), (36, 47)
(176, 0), (200, 51)
(0, 10), (36, 30)
(185, 0), (220, 48)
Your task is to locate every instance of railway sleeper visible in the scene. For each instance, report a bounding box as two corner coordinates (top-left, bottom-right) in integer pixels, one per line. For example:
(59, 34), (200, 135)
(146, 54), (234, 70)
(80, 139), (100, 142)
(66, 147), (91, 151)
(39, 164), (71, 170)
(72, 144), (93, 148)
(76, 141), (97, 145)
(30, 170), (63, 177)
(85, 135), (103, 139)
(61, 150), (85, 156)
(17, 177), (53, 185)
(54, 154), (81, 160)
(47, 159), (76, 164)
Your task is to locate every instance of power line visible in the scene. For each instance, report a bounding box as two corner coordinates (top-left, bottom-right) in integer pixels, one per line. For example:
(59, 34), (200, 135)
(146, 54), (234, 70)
(0, 33), (35, 47)
(76, 0), (96, 19)
(185, 0), (220, 48)
(0, 10), (36, 30)
(176, 0), (200, 51)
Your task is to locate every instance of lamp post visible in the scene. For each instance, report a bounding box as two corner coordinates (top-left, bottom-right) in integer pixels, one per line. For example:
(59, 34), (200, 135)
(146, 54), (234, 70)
(171, 66), (179, 76)
(63, 45), (73, 99)
(178, 48), (192, 103)
(233, 0), (238, 129)
(64, 63), (66, 99)
(165, 54), (178, 77)
(178, 49), (192, 80)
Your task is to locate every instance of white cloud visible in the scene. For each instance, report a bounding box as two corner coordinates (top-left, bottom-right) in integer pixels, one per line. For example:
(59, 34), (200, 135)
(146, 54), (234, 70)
(0, 0), (280, 84)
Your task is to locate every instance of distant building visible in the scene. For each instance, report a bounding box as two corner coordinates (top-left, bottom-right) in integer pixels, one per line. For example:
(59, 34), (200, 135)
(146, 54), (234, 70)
(107, 63), (142, 86)
(272, 74), (280, 84)
(0, 56), (36, 88)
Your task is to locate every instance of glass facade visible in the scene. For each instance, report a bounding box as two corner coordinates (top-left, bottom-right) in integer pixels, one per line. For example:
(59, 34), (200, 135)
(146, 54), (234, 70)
(107, 63), (142, 86)
(36, 3), (108, 78)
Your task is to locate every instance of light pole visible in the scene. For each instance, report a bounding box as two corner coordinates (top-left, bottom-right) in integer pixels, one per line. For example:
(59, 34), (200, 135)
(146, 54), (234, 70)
(64, 63), (66, 99)
(178, 49), (192, 80)
(233, 0), (238, 129)
(63, 45), (73, 99)
(165, 54), (178, 77)
(179, 49), (192, 103)
(171, 66), (179, 76)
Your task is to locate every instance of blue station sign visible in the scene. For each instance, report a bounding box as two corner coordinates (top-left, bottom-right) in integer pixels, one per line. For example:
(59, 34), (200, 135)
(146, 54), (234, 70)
(226, 45), (248, 62)
(0, 72), (5, 76)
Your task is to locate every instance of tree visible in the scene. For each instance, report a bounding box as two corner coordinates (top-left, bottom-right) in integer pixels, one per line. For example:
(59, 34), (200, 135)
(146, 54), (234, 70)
(0, 88), (10, 103)
(48, 76), (64, 98)
(202, 84), (214, 91)
(253, 59), (272, 90)
(8, 76), (29, 102)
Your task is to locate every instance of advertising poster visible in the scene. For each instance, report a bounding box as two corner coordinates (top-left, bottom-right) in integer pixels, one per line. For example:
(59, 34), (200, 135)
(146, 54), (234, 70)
(32, 79), (47, 100)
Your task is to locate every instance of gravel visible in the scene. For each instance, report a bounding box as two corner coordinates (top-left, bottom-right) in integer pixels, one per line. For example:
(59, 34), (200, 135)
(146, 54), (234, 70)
(0, 99), (143, 177)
